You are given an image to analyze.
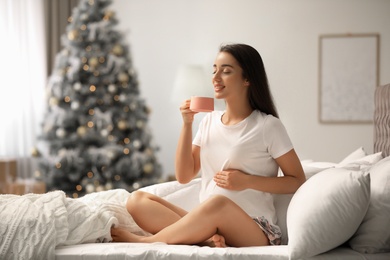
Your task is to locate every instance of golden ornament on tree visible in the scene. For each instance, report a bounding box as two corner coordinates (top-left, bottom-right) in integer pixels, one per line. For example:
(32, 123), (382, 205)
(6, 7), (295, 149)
(56, 128), (66, 138)
(88, 57), (99, 68)
(68, 29), (79, 41)
(103, 10), (114, 21)
(77, 126), (87, 136)
(105, 182), (113, 190)
(100, 129), (109, 137)
(143, 163), (154, 174)
(49, 97), (59, 107)
(117, 120), (127, 130)
(108, 84), (117, 93)
(112, 44), (124, 56)
(31, 147), (40, 157)
(136, 120), (144, 129)
(118, 72), (129, 83)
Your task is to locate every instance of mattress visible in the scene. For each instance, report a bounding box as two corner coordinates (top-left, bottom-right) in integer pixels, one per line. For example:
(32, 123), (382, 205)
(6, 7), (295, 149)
(55, 243), (390, 260)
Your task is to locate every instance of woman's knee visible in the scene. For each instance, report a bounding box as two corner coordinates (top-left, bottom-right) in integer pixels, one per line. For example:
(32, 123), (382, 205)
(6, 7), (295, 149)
(202, 195), (235, 213)
(126, 190), (150, 214)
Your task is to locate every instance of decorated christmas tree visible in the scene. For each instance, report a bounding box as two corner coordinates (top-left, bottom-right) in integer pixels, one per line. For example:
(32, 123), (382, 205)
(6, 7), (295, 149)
(33, 0), (162, 198)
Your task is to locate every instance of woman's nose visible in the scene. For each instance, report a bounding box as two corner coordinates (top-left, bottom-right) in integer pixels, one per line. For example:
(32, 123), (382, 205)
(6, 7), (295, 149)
(213, 71), (221, 82)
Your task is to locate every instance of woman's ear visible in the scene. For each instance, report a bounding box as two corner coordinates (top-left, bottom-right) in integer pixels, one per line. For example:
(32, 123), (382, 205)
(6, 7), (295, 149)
(244, 79), (250, 87)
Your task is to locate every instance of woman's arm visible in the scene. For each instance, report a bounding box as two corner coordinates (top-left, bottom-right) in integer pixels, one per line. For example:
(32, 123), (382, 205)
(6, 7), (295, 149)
(214, 149), (306, 194)
(175, 100), (201, 183)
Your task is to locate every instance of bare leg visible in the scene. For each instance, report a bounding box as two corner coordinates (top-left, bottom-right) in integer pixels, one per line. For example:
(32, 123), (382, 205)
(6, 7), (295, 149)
(124, 190), (227, 246)
(113, 195), (269, 247)
(126, 190), (188, 234)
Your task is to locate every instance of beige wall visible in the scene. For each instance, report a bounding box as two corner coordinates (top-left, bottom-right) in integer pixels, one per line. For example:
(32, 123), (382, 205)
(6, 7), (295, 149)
(112, 0), (390, 177)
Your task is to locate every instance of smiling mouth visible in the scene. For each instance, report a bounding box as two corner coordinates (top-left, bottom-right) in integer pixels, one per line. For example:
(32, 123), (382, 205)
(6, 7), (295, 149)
(214, 85), (225, 92)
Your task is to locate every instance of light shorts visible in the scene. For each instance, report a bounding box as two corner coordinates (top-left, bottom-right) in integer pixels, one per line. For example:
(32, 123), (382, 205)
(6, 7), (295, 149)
(253, 216), (282, 245)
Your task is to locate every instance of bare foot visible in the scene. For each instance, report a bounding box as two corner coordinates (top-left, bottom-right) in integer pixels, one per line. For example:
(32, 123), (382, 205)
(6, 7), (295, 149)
(199, 234), (227, 247)
(111, 227), (144, 242)
(211, 234), (227, 247)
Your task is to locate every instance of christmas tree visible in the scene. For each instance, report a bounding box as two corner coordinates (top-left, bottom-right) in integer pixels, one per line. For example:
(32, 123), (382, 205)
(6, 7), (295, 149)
(33, 0), (162, 198)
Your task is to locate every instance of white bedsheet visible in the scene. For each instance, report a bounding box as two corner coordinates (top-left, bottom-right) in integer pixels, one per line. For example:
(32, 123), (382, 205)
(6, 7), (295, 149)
(55, 243), (390, 260)
(2, 179), (390, 260)
(54, 180), (390, 260)
(56, 243), (290, 260)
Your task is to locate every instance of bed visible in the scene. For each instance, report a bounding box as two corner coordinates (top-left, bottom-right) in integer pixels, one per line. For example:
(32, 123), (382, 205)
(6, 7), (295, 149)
(1, 84), (390, 260)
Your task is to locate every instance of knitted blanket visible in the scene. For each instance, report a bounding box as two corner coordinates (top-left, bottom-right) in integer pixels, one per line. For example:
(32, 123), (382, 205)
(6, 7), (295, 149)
(0, 189), (144, 260)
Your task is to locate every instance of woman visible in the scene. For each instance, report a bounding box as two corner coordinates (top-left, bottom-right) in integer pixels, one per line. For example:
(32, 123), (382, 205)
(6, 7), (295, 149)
(111, 43), (305, 247)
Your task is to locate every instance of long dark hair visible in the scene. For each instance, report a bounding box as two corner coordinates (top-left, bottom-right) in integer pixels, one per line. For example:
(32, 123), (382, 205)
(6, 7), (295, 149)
(219, 44), (279, 118)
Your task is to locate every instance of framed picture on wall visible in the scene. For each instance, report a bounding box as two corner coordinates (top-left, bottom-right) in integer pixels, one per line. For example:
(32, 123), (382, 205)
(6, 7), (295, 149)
(319, 33), (380, 123)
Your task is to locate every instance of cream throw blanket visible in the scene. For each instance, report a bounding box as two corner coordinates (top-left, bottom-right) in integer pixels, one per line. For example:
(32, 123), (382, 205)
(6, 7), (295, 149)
(0, 189), (146, 260)
(0, 179), (201, 260)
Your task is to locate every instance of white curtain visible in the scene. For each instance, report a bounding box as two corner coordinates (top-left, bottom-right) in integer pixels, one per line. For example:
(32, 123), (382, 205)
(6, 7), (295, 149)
(0, 0), (47, 178)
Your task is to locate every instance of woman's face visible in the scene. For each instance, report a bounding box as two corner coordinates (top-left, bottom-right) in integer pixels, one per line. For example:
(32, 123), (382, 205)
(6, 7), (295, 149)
(212, 51), (249, 101)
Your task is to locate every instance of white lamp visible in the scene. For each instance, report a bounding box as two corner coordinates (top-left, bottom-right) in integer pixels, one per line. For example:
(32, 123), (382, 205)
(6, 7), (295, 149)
(171, 65), (213, 103)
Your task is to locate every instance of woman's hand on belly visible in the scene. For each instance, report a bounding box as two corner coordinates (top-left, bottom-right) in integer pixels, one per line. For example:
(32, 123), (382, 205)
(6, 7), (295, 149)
(213, 169), (250, 191)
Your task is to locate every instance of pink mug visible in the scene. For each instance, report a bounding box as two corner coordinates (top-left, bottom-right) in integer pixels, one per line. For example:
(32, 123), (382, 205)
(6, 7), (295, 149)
(190, 96), (214, 112)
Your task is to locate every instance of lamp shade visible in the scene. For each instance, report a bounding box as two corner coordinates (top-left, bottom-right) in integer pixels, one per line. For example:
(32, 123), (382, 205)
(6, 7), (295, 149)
(171, 65), (213, 102)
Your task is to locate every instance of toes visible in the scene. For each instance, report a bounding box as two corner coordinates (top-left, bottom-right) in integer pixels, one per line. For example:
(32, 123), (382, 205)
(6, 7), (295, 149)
(212, 234), (227, 248)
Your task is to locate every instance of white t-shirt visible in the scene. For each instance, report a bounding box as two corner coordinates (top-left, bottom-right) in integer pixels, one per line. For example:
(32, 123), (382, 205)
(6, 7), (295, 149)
(193, 110), (293, 225)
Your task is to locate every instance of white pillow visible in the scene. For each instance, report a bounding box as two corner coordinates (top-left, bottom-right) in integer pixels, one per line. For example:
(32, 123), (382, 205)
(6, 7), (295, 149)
(338, 147), (366, 166)
(349, 156), (390, 253)
(301, 161), (336, 179)
(337, 152), (383, 170)
(352, 152), (383, 164)
(141, 178), (201, 212)
(287, 168), (370, 259)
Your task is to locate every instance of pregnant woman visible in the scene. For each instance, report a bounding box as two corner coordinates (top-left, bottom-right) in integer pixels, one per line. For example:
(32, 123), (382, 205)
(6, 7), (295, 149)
(111, 43), (305, 247)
